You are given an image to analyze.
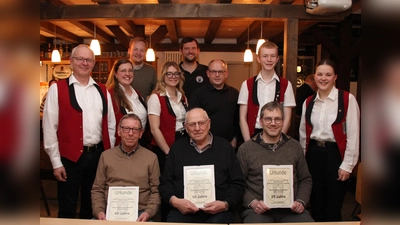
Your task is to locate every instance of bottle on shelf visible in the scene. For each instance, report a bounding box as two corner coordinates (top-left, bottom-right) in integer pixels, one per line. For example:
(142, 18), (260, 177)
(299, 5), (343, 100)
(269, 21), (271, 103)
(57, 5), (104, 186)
(59, 44), (63, 59)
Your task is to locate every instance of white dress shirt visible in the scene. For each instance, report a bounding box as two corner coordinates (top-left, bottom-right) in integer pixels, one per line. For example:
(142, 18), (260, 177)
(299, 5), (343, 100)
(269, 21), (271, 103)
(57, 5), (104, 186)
(43, 75), (116, 169)
(299, 86), (360, 172)
(147, 90), (186, 131)
(119, 84), (147, 128)
(238, 72), (296, 128)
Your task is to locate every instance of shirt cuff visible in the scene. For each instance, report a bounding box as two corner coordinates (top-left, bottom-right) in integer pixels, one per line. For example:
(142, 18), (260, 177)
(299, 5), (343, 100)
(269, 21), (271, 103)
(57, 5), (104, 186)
(247, 199), (257, 209)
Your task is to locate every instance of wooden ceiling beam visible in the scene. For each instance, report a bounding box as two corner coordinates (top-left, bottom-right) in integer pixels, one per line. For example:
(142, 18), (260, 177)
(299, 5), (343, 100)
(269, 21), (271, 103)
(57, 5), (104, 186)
(204, 20), (222, 44)
(134, 25), (145, 38)
(40, 21), (82, 43)
(237, 21), (260, 45)
(69, 21), (114, 43)
(150, 25), (168, 47)
(106, 25), (130, 48)
(40, 35), (51, 43)
(310, 25), (340, 59)
(116, 20), (136, 36)
(165, 20), (178, 44)
(40, 4), (350, 20)
(155, 43), (256, 52)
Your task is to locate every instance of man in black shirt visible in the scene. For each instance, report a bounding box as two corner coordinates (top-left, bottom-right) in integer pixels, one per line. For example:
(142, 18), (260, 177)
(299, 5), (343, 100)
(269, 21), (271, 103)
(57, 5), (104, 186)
(294, 74), (316, 140)
(189, 59), (240, 149)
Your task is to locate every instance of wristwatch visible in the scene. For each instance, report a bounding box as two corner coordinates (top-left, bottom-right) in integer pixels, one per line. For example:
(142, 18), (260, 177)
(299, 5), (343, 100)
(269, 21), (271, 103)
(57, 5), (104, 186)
(223, 201), (229, 211)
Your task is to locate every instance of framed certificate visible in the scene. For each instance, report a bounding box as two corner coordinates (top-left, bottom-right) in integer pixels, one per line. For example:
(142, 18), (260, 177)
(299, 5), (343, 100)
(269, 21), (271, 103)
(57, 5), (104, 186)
(183, 165), (216, 208)
(106, 186), (139, 221)
(263, 165), (294, 208)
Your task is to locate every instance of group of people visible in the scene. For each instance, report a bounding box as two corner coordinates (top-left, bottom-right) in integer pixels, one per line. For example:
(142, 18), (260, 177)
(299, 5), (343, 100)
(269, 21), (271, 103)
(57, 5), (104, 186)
(42, 37), (360, 223)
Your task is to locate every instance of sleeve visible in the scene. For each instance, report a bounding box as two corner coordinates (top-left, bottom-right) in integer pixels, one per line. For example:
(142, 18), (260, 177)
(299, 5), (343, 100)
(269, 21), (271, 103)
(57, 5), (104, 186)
(233, 97), (241, 139)
(91, 153), (107, 217)
(223, 144), (246, 208)
(299, 101), (307, 154)
(283, 80), (296, 107)
(158, 145), (179, 204)
(237, 145), (256, 207)
(237, 81), (249, 105)
(340, 94), (360, 172)
(106, 90), (116, 147)
(294, 146), (312, 205)
(42, 84), (63, 169)
(144, 154), (161, 218)
(147, 94), (161, 116)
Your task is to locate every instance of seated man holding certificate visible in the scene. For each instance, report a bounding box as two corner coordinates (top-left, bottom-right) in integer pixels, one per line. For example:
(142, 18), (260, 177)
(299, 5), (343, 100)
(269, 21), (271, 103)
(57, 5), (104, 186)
(91, 114), (160, 221)
(159, 108), (246, 223)
(237, 101), (314, 223)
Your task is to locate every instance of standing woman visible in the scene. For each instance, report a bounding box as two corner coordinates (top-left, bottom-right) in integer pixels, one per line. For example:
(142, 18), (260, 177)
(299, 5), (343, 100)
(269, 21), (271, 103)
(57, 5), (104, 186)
(106, 58), (148, 146)
(147, 61), (187, 173)
(299, 59), (360, 222)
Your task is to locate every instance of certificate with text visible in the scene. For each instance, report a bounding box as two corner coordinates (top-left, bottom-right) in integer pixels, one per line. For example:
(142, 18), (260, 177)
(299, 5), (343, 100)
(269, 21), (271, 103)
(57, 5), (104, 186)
(184, 165), (216, 208)
(263, 165), (294, 208)
(106, 186), (139, 221)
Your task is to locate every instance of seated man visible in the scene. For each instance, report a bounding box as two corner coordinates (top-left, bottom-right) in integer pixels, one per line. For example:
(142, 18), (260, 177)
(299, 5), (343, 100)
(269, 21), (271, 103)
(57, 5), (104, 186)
(237, 101), (314, 223)
(159, 108), (245, 223)
(91, 114), (160, 221)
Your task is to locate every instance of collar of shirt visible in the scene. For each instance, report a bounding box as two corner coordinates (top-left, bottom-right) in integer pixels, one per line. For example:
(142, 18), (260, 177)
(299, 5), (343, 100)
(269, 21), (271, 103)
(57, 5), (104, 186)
(119, 143), (140, 157)
(207, 82), (228, 92)
(179, 61), (200, 72)
(163, 89), (183, 101)
(190, 132), (213, 153)
(119, 83), (139, 100)
(69, 73), (97, 87)
(133, 63), (144, 70)
(314, 86), (338, 102)
(255, 71), (280, 84)
(252, 132), (288, 151)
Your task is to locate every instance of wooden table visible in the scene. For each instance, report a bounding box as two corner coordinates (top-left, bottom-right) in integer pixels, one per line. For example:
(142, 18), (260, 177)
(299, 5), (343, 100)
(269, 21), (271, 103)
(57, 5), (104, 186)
(40, 217), (360, 225)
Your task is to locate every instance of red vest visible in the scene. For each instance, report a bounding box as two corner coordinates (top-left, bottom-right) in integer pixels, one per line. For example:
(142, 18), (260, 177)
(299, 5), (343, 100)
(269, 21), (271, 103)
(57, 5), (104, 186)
(246, 76), (288, 136)
(305, 90), (349, 160)
(57, 78), (111, 162)
(151, 94), (186, 147)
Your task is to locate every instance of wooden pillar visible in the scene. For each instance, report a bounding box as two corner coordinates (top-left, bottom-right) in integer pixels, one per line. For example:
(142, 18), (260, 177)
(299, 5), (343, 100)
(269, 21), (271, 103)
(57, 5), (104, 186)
(337, 17), (352, 91)
(283, 18), (298, 138)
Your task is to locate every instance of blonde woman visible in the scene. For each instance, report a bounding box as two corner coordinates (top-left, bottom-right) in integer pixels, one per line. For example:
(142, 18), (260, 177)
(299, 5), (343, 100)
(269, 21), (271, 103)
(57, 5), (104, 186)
(147, 61), (187, 173)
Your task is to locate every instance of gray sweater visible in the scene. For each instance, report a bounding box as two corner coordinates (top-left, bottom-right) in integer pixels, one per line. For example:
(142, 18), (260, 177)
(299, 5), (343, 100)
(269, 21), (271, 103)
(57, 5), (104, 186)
(237, 133), (312, 208)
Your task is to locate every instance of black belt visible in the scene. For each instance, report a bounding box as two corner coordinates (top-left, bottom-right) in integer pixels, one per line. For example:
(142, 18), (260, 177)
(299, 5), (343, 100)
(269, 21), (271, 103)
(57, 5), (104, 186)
(310, 139), (337, 148)
(83, 141), (103, 152)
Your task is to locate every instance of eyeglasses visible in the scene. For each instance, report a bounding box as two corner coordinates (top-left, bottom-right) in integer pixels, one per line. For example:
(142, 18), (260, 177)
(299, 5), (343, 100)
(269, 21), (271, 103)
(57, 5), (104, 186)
(261, 117), (283, 124)
(119, 126), (142, 134)
(209, 70), (226, 75)
(165, 72), (182, 78)
(185, 119), (210, 129)
(72, 57), (95, 64)
(119, 69), (134, 74)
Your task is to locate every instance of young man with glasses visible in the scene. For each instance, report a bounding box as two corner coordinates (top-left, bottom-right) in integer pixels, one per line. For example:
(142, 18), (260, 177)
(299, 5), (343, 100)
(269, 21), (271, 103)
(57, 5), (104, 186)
(43, 44), (116, 219)
(237, 101), (313, 223)
(189, 59), (240, 149)
(92, 114), (160, 221)
(159, 108), (245, 223)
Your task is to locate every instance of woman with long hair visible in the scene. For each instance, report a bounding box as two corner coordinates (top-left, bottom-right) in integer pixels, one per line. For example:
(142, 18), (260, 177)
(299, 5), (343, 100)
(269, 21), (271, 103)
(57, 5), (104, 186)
(106, 58), (148, 146)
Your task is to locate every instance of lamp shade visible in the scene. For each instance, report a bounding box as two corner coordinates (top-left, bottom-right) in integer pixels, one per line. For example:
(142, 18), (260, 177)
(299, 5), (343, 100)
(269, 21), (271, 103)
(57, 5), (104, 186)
(90, 39), (101, 56)
(51, 49), (61, 62)
(244, 49), (253, 62)
(256, 38), (266, 55)
(146, 48), (155, 62)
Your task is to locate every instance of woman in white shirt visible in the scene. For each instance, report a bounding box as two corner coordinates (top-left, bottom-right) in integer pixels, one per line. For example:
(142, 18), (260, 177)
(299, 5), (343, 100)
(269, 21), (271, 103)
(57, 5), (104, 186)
(106, 58), (148, 146)
(299, 59), (360, 222)
(147, 61), (187, 173)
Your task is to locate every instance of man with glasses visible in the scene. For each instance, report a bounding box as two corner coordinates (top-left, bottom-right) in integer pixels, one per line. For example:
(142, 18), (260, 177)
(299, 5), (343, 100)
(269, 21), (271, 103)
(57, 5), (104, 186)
(43, 44), (116, 219)
(159, 108), (245, 223)
(189, 59), (240, 149)
(92, 114), (160, 221)
(237, 101), (313, 223)
(179, 37), (209, 100)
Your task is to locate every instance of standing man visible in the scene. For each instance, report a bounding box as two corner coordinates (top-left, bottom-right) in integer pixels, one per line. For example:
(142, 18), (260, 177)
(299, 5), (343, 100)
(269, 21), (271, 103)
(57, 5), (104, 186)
(159, 108), (245, 223)
(189, 59), (240, 149)
(237, 101), (313, 223)
(129, 37), (157, 101)
(238, 41), (295, 141)
(43, 44), (116, 219)
(179, 37), (209, 100)
(91, 114), (160, 221)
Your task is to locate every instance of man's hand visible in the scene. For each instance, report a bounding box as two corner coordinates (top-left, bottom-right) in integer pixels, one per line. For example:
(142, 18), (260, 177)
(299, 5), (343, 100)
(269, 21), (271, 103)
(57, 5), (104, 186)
(200, 201), (226, 214)
(170, 196), (199, 215)
(97, 212), (106, 220)
(291, 201), (305, 214)
(137, 212), (150, 222)
(230, 138), (237, 149)
(337, 168), (351, 181)
(250, 200), (270, 214)
(53, 166), (67, 182)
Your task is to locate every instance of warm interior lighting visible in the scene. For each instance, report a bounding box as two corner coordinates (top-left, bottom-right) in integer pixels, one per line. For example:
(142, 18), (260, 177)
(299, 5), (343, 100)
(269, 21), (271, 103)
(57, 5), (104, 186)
(90, 23), (101, 55)
(244, 26), (253, 62)
(297, 66), (302, 73)
(146, 25), (156, 62)
(51, 27), (61, 63)
(256, 21), (265, 55)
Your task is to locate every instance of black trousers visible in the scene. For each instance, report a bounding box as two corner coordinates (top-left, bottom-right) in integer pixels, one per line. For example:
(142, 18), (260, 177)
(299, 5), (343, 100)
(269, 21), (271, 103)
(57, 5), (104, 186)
(57, 144), (103, 219)
(167, 208), (233, 223)
(306, 140), (349, 222)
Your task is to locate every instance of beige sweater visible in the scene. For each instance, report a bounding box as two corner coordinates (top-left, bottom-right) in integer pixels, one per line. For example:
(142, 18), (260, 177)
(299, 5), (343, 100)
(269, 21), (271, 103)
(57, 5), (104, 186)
(91, 146), (160, 218)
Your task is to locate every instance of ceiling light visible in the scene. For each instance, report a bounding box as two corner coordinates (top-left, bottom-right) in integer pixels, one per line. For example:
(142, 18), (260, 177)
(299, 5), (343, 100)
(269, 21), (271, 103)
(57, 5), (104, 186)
(256, 21), (266, 55)
(146, 25), (155, 62)
(51, 26), (61, 63)
(244, 25), (253, 62)
(90, 23), (101, 55)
